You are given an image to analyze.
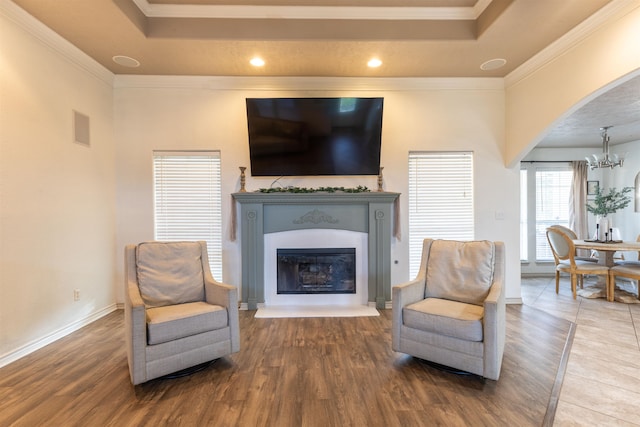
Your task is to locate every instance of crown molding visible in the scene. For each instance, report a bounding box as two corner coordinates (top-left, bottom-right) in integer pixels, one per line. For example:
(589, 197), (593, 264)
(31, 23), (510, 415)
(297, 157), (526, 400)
(0, 0), (114, 86)
(505, 0), (639, 88)
(132, 0), (489, 20)
(113, 75), (505, 92)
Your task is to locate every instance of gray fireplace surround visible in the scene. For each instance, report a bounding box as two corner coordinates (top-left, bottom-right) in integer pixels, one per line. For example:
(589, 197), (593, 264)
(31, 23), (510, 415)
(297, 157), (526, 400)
(233, 191), (400, 310)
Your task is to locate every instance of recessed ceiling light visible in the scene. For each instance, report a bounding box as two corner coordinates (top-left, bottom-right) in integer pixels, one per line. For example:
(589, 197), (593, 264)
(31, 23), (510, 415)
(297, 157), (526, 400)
(112, 55), (140, 68)
(368, 58), (382, 68)
(250, 57), (265, 67)
(480, 58), (507, 71)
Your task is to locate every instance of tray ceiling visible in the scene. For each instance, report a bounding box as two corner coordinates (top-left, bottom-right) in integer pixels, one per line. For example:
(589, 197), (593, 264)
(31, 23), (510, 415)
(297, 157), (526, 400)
(8, 0), (640, 148)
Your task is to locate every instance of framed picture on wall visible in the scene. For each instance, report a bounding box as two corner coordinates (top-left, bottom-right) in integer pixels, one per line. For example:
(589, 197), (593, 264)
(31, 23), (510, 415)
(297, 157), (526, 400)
(587, 180), (599, 196)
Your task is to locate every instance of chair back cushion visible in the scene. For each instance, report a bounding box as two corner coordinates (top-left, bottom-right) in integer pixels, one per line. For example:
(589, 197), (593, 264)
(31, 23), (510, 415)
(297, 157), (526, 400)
(425, 240), (495, 306)
(546, 229), (571, 259)
(136, 241), (205, 307)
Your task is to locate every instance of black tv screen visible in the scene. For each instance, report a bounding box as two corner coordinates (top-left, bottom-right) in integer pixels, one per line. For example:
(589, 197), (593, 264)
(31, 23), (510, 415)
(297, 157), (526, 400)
(246, 97), (383, 176)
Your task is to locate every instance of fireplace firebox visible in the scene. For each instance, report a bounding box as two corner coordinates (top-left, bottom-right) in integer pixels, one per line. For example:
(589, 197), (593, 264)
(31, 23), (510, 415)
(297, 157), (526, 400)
(277, 248), (356, 294)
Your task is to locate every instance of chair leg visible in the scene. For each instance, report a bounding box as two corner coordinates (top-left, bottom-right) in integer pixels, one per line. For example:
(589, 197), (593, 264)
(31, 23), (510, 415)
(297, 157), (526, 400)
(570, 274), (577, 299)
(579, 274), (584, 289)
(555, 271), (560, 294)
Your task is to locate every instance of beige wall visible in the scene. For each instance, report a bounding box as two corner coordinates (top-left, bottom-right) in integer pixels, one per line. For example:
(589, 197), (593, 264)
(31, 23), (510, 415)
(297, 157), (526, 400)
(505, 1), (640, 167)
(0, 8), (116, 364)
(113, 77), (522, 305)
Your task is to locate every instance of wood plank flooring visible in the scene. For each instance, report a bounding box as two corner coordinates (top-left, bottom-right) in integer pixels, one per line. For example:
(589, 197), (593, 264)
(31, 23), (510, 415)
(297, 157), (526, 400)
(0, 305), (571, 427)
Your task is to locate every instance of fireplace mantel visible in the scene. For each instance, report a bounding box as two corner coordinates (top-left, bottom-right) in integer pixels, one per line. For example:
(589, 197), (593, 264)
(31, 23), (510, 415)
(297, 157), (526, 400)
(233, 191), (400, 310)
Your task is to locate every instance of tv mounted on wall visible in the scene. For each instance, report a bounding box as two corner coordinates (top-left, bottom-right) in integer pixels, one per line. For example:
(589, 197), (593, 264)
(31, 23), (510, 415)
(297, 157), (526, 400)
(246, 97), (384, 176)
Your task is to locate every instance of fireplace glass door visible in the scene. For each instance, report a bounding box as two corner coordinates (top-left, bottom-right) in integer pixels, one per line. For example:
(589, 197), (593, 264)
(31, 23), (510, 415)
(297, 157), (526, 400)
(277, 248), (356, 294)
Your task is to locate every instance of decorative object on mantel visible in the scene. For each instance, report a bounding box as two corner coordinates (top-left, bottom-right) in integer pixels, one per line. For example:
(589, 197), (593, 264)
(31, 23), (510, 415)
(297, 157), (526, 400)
(239, 166), (247, 192)
(586, 186), (633, 241)
(240, 166), (247, 193)
(257, 186), (371, 194)
(378, 167), (384, 192)
(585, 126), (625, 170)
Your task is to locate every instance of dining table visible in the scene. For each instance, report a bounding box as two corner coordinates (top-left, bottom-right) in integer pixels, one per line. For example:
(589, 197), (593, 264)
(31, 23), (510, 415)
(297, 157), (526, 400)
(573, 239), (640, 302)
(573, 239), (640, 267)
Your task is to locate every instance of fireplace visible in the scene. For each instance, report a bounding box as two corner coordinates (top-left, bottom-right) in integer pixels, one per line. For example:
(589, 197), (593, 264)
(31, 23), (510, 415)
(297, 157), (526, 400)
(233, 191), (399, 309)
(277, 248), (356, 294)
(265, 229), (367, 306)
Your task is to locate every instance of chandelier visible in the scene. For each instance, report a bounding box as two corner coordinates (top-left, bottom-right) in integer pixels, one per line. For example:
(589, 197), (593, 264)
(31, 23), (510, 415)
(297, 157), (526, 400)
(585, 126), (624, 170)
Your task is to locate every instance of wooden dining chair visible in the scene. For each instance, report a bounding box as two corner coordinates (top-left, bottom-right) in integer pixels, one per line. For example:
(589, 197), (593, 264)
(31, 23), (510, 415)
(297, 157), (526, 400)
(546, 227), (611, 300)
(614, 234), (640, 267)
(609, 264), (640, 301)
(547, 225), (595, 289)
(549, 225), (597, 263)
(609, 234), (640, 300)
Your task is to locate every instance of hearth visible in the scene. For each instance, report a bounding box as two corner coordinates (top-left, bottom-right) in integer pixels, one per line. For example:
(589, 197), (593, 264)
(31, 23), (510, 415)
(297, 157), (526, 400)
(277, 248), (356, 294)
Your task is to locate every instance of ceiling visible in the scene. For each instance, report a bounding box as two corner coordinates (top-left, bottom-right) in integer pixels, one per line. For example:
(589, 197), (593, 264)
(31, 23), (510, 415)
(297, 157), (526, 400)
(535, 75), (640, 149)
(10, 0), (640, 148)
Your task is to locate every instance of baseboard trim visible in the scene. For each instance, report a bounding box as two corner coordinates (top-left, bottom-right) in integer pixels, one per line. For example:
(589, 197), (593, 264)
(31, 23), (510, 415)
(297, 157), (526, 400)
(0, 303), (118, 368)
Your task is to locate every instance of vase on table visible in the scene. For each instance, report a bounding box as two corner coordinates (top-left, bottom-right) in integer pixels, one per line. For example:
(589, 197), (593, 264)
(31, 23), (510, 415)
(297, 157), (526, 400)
(596, 216), (610, 241)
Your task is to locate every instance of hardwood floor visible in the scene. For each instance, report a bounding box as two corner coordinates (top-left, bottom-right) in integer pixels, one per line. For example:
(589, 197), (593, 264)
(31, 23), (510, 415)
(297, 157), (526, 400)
(0, 305), (572, 427)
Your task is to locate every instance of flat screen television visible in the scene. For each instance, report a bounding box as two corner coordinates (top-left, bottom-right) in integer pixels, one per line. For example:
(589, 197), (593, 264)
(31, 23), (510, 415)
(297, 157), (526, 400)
(246, 97), (384, 176)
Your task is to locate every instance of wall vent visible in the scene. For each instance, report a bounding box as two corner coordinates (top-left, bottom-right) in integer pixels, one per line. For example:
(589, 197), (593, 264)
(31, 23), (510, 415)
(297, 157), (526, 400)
(73, 110), (90, 147)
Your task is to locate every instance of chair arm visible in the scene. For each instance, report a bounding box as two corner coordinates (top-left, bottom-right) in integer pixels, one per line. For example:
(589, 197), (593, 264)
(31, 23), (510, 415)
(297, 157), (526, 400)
(124, 244), (148, 385)
(482, 277), (505, 380)
(204, 278), (237, 308)
(392, 278), (426, 309)
(204, 278), (240, 353)
(484, 276), (503, 306)
(391, 278), (425, 351)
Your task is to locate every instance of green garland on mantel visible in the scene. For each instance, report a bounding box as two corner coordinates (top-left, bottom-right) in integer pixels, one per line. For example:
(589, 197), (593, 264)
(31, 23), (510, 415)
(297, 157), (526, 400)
(257, 185), (371, 194)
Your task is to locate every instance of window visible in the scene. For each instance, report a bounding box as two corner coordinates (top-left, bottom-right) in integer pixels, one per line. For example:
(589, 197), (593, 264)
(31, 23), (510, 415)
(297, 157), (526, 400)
(153, 151), (223, 279)
(535, 168), (573, 260)
(408, 152), (474, 278)
(520, 163), (572, 265)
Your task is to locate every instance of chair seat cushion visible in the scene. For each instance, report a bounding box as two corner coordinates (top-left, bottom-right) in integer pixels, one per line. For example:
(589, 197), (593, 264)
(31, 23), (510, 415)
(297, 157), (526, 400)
(403, 298), (484, 342)
(611, 264), (640, 278)
(614, 261), (640, 268)
(146, 301), (228, 345)
(556, 260), (609, 273)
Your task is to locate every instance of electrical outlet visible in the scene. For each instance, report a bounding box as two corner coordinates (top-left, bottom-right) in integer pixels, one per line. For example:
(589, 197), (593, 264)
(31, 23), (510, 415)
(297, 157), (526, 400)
(74, 289), (80, 301)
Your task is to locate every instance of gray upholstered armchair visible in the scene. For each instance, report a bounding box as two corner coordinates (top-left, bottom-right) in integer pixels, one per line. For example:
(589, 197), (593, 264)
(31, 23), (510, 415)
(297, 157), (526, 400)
(124, 241), (240, 385)
(392, 239), (505, 380)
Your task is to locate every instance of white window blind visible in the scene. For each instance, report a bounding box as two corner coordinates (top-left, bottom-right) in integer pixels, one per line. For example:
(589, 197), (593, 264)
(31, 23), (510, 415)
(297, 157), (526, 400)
(153, 151), (223, 280)
(408, 151), (474, 278)
(535, 168), (573, 261)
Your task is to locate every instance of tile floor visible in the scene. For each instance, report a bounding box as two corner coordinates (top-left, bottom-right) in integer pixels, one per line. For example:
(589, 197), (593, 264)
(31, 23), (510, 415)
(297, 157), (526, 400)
(521, 276), (640, 426)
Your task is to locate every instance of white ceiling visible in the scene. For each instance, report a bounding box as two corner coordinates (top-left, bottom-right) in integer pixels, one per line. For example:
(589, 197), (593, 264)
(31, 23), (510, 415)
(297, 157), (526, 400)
(537, 74), (640, 148)
(8, 0), (640, 148)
